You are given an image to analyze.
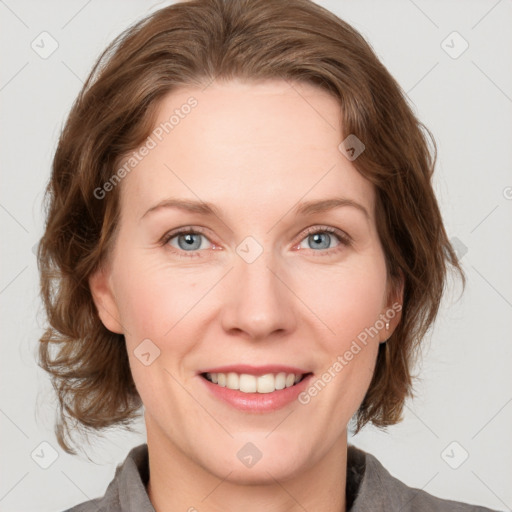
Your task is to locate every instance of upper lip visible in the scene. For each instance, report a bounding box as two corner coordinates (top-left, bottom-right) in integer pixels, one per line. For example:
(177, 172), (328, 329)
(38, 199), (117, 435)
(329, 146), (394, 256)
(198, 364), (312, 377)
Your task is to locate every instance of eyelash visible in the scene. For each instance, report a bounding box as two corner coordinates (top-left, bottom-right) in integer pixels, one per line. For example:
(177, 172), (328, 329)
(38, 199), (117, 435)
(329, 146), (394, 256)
(160, 225), (352, 259)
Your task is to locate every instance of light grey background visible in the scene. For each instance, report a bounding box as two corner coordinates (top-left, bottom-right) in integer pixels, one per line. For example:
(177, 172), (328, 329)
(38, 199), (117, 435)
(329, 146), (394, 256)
(1, 1), (511, 511)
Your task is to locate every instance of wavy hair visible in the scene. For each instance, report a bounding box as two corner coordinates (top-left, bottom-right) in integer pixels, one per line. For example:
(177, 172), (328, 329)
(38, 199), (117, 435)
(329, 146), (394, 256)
(37, 0), (465, 454)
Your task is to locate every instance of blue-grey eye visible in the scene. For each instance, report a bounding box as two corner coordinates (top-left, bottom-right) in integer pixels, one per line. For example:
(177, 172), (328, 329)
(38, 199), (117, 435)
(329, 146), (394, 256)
(298, 230), (342, 251)
(309, 232), (331, 250)
(173, 232), (205, 251)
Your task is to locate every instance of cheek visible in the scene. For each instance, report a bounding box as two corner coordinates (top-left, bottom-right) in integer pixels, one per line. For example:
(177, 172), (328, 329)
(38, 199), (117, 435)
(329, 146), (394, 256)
(111, 245), (198, 338)
(110, 253), (198, 405)
(295, 253), (388, 345)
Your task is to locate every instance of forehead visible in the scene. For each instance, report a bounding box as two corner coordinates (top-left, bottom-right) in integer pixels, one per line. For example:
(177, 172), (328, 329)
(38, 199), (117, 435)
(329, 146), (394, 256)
(118, 79), (375, 222)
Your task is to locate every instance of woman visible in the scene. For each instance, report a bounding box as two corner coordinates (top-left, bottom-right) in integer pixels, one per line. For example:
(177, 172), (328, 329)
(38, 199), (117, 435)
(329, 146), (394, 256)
(37, 0), (499, 510)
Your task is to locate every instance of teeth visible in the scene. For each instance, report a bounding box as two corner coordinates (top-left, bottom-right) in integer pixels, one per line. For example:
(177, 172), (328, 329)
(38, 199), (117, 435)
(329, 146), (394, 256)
(204, 372), (305, 393)
(240, 373), (256, 393)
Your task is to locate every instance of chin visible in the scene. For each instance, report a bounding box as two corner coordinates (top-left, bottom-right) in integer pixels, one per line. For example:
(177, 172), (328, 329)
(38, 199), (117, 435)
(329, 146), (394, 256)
(209, 454), (307, 485)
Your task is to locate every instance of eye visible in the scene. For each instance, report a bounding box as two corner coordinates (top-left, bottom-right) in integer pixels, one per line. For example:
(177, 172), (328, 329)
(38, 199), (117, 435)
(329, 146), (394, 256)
(160, 225), (352, 259)
(296, 226), (351, 255)
(162, 227), (215, 258)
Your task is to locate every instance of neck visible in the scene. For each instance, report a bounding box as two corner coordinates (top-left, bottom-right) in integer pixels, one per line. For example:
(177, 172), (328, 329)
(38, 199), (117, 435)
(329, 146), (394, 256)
(146, 424), (347, 512)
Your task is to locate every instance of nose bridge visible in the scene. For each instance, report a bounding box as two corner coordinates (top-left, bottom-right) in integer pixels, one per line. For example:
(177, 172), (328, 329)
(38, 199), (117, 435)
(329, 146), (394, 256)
(238, 245), (279, 300)
(220, 238), (295, 338)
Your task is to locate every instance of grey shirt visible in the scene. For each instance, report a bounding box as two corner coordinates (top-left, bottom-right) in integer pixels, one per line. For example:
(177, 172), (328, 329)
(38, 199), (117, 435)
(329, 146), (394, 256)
(63, 443), (500, 511)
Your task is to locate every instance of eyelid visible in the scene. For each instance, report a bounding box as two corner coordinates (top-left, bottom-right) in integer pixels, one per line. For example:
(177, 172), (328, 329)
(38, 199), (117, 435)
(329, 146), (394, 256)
(160, 225), (210, 243)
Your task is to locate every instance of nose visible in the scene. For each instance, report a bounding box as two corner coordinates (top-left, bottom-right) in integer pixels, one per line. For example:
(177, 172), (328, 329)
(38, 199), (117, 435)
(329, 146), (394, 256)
(219, 247), (297, 341)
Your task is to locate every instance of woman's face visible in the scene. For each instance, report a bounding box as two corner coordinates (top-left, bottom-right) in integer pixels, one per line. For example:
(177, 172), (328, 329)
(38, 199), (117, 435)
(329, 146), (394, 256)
(91, 79), (401, 483)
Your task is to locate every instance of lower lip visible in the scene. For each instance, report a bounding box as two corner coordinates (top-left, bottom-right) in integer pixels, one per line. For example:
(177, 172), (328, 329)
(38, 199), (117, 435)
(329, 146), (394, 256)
(199, 373), (314, 412)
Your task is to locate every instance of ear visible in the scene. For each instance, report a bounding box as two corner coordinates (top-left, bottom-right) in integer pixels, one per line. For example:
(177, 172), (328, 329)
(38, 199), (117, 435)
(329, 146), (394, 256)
(380, 268), (405, 342)
(88, 264), (124, 334)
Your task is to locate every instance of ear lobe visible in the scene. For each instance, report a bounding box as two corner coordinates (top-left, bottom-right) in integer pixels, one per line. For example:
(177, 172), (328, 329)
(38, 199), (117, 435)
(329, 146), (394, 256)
(88, 265), (124, 334)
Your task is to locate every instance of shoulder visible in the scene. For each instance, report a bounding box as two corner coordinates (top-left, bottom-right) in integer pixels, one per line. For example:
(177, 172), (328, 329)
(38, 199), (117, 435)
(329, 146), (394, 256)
(60, 487), (120, 512)
(60, 443), (152, 512)
(348, 444), (500, 512)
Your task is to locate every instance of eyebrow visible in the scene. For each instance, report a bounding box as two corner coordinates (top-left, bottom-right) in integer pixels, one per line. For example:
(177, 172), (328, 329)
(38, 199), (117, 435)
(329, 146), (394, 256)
(141, 197), (370, 221)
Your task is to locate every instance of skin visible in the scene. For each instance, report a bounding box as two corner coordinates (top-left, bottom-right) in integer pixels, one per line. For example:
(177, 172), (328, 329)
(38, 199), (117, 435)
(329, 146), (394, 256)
(89, 78), (403, 512)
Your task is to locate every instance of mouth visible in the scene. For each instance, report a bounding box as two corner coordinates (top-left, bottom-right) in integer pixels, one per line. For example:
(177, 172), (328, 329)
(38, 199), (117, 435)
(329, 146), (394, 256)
(200, 371), (313, 394)
(198, 365), (316, 412)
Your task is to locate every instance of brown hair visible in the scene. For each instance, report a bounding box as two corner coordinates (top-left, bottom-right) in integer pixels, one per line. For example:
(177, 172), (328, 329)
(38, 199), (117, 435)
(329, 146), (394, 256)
(37, 0), (465, 455)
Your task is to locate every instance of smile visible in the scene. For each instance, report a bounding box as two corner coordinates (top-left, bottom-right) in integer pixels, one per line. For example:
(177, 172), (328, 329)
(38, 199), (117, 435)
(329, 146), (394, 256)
(202, 371), (310, 394)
